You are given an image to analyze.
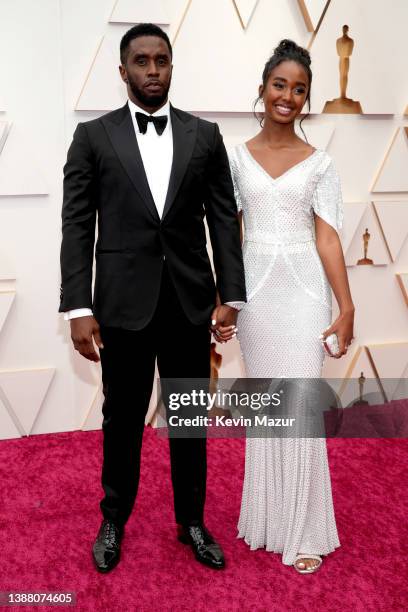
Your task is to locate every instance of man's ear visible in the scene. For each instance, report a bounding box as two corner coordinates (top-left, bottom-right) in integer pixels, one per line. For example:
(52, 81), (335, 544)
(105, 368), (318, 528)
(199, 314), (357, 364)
(119, 64), (127, 83)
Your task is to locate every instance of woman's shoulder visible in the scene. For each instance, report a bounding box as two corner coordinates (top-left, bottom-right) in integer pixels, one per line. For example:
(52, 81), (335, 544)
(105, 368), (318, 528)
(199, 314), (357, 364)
(312, 148), (335, 174)
(314, 147), (332, 160)
(226, 144), (244, 177)
(227, 142), (247, 162)
(311, 150), (343, 190)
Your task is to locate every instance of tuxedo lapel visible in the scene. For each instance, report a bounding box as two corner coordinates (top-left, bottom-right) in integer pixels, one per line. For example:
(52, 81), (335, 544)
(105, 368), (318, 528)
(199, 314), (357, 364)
(162, 105), (198, 220)
(102, 104), (160, 222)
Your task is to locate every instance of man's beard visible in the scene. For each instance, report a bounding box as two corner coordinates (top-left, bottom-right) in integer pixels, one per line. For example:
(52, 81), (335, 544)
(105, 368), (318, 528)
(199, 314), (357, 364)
(128, 75), (171, 109)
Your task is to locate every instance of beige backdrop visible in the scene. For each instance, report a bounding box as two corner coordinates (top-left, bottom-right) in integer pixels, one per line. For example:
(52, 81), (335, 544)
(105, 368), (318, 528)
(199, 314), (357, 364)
(0, 0), (407, 438)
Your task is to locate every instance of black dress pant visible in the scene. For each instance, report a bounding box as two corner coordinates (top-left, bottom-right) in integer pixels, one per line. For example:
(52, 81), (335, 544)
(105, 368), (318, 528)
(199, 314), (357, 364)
(98, 262), (211, 527)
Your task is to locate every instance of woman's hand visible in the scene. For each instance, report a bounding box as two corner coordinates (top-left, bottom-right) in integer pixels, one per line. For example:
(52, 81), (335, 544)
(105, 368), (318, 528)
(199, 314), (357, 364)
(321, 308), (355, 358)
(210, 305), (238, 343)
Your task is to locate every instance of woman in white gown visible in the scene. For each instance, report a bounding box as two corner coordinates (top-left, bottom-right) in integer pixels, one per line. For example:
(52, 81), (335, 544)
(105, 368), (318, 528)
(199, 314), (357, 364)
(225, 40), (355, 573)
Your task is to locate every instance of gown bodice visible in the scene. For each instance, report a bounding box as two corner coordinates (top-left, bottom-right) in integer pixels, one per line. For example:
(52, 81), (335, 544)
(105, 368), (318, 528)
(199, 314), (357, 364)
(228, 143), (344, 303)
(229, 143), (343, 244)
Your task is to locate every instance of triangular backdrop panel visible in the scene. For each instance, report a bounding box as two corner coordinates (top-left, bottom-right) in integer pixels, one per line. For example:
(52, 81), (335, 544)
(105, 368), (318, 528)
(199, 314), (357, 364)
(297, 0), (328, 32)
(0, 369), (55, 435)
(372, 128), (408, 192)
(373, 201), (408, 262)
(338, 347), (384, 408)
(0, 396), (21, 440)
(0, 121), (8, 152)
(76, 37), (126, 111)
(396, 273), (408, 307)
(322, 344), (361, 389)
(109, 0), (170, 24)
(390, 361), (408, 402)
(82, 384), (103, 431)
(0, 291), (15, 335)
(0, 123), (48, 196)
(345, 204), (390, 266)
(232, 0), (260, 29)
(342, 202), (367, 254)
(366, 342), (408, 400)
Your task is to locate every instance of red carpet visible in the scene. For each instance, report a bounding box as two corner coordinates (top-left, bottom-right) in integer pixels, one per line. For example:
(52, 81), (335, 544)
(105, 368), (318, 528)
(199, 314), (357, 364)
(0, 428), (407, 611)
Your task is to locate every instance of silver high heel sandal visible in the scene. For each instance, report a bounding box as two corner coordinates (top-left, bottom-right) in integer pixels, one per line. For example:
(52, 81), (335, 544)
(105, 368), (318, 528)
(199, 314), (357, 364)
(293, 554), (323, 574)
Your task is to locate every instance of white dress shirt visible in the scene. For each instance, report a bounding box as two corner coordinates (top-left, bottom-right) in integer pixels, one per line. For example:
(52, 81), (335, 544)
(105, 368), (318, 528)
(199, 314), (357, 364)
(64, 99), (243, 320)
(129, 98), (173, 218)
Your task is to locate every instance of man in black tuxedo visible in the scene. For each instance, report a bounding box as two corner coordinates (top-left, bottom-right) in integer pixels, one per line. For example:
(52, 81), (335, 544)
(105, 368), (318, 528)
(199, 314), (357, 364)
(60, 23), (246, 573)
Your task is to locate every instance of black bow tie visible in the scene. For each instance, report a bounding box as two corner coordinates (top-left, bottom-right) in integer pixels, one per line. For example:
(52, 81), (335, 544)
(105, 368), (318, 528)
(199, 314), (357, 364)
(135, 112), (168, 136)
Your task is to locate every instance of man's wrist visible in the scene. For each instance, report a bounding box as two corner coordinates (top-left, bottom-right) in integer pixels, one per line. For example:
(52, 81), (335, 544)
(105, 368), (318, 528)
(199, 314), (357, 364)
(64, 308), (93, 321)
(224, 301), (245, 311)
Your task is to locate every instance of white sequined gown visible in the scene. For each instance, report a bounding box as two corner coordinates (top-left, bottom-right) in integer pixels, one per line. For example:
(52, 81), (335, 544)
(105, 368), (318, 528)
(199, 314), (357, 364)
(228, 143), (343, 565)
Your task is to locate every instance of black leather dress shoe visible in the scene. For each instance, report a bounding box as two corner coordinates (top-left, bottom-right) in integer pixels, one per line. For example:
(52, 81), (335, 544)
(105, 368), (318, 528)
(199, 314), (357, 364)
(178, 524), (225, 569)
(92, 519), (123, 573)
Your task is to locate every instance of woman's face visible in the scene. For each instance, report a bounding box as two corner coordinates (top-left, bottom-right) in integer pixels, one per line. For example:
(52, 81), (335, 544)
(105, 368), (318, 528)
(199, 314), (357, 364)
(260, 60), (309, 124)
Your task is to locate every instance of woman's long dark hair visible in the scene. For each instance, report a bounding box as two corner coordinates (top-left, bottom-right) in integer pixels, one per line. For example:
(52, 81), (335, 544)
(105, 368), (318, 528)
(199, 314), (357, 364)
(254, 39), (312, 142)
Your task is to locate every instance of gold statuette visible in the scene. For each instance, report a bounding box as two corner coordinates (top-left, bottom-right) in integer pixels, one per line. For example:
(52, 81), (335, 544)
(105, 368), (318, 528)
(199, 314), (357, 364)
(357, 228), (374, 265)
(353, 371), (369, 405)
(323, 25), (363, 114)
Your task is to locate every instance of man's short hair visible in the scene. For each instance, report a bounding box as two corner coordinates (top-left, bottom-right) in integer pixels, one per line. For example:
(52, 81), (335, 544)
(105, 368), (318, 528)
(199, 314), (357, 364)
(120, 23), (173, 64)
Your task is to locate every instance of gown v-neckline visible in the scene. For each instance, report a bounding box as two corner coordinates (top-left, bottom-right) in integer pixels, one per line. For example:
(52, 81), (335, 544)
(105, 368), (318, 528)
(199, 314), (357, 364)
(242, 142), (321, 183)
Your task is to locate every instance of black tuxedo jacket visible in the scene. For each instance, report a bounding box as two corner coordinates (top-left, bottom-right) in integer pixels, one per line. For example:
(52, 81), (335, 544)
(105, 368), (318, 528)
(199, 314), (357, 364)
(59, 103), (246, 329)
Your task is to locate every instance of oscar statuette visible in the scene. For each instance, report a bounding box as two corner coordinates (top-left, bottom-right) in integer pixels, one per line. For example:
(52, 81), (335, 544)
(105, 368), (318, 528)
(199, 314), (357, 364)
(323, 25), (363, 114)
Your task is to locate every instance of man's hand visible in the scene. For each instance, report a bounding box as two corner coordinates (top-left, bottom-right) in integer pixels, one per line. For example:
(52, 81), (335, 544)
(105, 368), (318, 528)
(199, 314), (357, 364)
(70, 315), (104, 362)
(210, 305), (238, 343)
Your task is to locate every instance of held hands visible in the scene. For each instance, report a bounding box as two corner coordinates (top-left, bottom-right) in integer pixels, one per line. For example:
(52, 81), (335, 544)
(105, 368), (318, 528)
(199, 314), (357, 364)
(321, 308), (355, 359)
(210, 304), (238, 344)
(70, 315), (104, 362)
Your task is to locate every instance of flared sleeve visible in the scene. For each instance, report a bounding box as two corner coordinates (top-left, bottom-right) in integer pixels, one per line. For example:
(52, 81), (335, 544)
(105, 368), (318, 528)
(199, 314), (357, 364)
(312, 156), (344, 233)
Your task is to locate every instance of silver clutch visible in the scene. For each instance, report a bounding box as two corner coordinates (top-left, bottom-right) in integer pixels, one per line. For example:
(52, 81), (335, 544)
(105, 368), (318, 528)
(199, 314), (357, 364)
(322, 332), (340, 358)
